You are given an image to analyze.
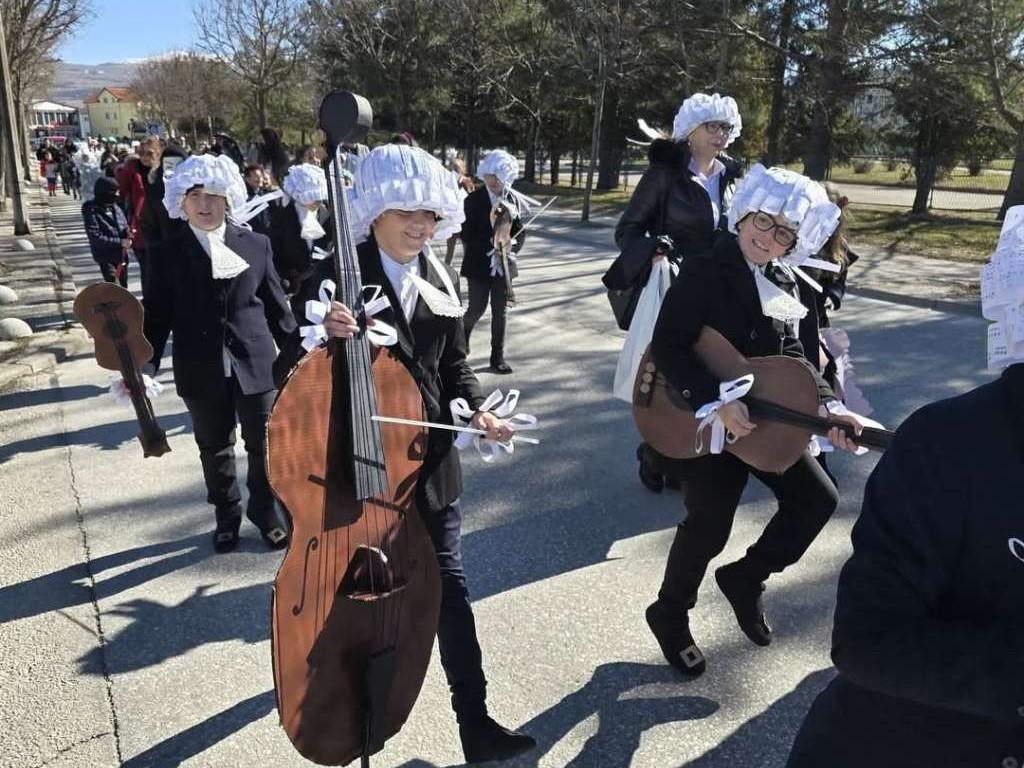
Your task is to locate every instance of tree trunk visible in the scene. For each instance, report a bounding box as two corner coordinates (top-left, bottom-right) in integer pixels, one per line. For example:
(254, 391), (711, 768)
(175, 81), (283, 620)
(582, 53), (606, 223)
(715, 0), (733, 88)
(571, 150), (578, 187)
(999, 131), (1024, 219)
(597, 82), (622, 190)
(802, 0), (849, 180)
(550, 146), (561, 185)
(764, 0), (796, 165)
(14, 98), (30, 181)
(524, 121), (537, 183)
(911, 120), (937, 214)
(256, 88), (267, 130)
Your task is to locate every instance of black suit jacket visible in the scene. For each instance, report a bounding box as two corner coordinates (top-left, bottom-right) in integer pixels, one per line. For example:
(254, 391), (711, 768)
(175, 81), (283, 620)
(459, 187), (526, 281)
(269, 200), (334, 293)
(652, 234), (836, 412)
(143, 224), (296, 398)
(281, 237), (486, 513)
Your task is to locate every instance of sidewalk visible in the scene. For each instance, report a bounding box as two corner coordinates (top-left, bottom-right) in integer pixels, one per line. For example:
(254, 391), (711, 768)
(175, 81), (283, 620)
(0, 180), (87, 392)
(538, 208), (982, 316)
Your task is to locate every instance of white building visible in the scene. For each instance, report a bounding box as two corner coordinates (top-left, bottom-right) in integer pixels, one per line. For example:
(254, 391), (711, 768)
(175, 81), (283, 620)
(29, 100), (82, 140)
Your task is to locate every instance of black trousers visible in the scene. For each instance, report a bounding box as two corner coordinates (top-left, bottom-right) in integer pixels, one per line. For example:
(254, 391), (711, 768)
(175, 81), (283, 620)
(182, 374), (281, 530)
(464, 276), (509, 361)
(133, 248), (148, 294)
(97, 260), (127, 287)
(657, 451), (839, 613)
(421, 498), (489, 723)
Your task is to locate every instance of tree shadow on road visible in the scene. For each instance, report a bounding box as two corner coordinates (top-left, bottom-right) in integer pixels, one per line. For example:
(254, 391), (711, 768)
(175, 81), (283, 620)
(0, 533), (209, 623)
(121, 689), (276, 767)
(0, 383), (106, 410)
(77, 580), (272, 676)
(0, 409), (191, 463)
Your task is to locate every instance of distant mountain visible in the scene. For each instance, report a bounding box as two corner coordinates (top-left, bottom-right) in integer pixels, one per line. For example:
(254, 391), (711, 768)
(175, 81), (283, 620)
(49, 61), (140, 106)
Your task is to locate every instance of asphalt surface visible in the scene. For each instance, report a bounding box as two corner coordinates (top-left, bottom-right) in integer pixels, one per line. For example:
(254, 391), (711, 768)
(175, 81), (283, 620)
(1, 192), (991, 767)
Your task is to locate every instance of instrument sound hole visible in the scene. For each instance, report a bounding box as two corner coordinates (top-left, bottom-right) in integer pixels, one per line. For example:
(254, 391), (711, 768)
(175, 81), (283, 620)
(339, 544), (399, 597)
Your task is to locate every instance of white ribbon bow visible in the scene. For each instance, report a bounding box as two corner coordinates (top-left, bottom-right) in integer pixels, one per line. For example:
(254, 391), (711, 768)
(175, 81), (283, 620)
(298, 206), (327, 242)
(489, 241), (518, 278)
(109, 373), (163, 406)
(449, 388), (539, 462)
(693, 374), (755, 454)
(299, 279), (399, 351)
(311, 246), (332, 261)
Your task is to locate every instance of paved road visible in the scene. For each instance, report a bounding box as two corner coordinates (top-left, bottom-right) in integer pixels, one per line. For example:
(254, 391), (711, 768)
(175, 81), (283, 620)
(2, 192), (990, 767)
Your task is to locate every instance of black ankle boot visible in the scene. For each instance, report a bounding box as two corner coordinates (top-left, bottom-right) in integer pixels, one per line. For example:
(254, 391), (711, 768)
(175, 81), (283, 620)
(636, 445), (664, 493)
(490, 357), (513, 374)
(645, 600), (706, 677)
(715, 561), (772, 646)
(459, 715), (536, 763)
(212, 510), (242, 554)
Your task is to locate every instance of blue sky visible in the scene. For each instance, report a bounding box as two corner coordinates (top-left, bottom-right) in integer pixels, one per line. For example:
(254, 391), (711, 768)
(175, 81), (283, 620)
(57, 0), (198, 64)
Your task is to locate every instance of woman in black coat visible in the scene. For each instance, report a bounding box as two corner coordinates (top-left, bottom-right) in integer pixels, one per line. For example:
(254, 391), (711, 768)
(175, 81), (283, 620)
(615, 92), (744, 494)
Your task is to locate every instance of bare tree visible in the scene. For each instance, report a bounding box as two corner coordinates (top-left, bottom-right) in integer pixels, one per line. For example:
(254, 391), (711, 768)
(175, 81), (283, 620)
(194, 0), (304, 130)
(1, 0), (89, 174)
(980, 0), (1024, 216)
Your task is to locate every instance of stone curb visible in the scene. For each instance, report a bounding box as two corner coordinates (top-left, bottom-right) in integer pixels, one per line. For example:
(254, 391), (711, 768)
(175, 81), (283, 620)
(0, 185), (81, 392)
(847, 287), (981, 317)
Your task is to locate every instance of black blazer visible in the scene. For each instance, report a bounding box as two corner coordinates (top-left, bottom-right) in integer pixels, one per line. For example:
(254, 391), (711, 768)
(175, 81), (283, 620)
(143, 224), (296, 399)
(281, 237), (486, 513)
(268, 200), (334, 294)
(788, 365), (1024, 768)
(459, 186), (526, 281)
(615, 139), (741, 261)
(652, 234), (836, 413)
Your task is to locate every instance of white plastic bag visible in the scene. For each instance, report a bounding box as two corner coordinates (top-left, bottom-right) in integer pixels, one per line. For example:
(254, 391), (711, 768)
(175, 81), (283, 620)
(613, 258), (676, 402)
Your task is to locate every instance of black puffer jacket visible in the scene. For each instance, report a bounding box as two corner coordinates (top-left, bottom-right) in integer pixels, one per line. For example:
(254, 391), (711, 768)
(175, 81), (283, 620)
(614, 139), (741, 260)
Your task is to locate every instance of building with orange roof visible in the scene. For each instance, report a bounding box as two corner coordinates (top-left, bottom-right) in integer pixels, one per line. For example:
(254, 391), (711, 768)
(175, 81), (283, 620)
(84, 87), (143, 139)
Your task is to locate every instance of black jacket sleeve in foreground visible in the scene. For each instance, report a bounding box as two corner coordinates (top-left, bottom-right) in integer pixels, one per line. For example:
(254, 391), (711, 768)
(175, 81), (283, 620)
(830, 407), (1024, 722)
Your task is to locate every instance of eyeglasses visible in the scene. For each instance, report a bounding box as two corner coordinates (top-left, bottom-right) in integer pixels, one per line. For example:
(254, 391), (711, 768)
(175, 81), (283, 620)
(702, 121), (734, 136)
(749, 211), (798, 248)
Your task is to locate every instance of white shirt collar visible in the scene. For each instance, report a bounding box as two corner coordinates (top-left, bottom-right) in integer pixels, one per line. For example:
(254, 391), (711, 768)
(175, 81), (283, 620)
(379, 248), (421, 321)
(688, 156), (726, 181)
(188, 222), (227, 255)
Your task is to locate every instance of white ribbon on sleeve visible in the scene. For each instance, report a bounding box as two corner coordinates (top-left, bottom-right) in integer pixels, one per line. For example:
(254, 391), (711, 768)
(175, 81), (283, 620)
(299, 279), (399, 351)
(488, 240), (518, 278)
(311, 246), (332, 261)
(449, 388), (539, 462)
(693, 374), (755, 454)
(811, 400), (885, 457)
(109, 373), (163, 405)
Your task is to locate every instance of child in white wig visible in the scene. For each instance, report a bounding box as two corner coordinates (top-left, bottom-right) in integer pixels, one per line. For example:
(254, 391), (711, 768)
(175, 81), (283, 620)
(284, 143), (537, 765)
(144, 153), (296, 553)
(644, 164), (869, 678)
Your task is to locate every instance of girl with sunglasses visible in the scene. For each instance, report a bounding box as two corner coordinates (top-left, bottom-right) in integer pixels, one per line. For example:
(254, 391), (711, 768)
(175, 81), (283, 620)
(643, 165), (870, 678)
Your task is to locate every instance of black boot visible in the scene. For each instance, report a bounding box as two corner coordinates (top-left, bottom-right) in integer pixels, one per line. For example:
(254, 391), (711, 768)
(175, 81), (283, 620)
(213, 506), (242, 553)
(715, 560), (772, 646)
(247, 505), (290, 550)
(645, 600), (706, 677)
(636, 444), (664, 493)
(489, 356), (513, 375)
(459, 715), (536, 764)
